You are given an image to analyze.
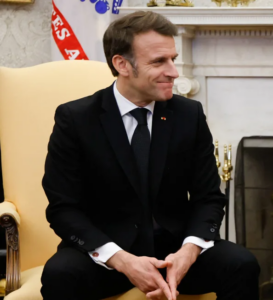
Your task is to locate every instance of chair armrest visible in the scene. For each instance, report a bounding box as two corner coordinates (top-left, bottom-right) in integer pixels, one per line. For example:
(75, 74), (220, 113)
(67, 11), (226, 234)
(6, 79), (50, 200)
(0, 201), (20, 296)
(0, 201), (20, 225)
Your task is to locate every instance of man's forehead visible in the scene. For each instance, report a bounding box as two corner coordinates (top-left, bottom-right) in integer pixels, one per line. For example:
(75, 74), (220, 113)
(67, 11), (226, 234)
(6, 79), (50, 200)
(133, 31), (174, 46)
(133, 32), (176, 55)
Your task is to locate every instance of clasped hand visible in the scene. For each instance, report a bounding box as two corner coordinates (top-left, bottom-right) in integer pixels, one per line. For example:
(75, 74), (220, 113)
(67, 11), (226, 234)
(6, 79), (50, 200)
(107, 243), (201, 300)
(146, 244), (200, 300)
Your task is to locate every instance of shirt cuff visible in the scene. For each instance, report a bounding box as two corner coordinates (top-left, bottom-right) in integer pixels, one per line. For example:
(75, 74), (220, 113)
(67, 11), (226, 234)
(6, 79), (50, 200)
(89, 242), (122, 270)
(182, 236), (214, 254)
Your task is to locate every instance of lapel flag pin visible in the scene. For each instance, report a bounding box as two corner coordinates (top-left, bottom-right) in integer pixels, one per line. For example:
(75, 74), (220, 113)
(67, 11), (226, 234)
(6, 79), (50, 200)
(161, 117), (167, 121)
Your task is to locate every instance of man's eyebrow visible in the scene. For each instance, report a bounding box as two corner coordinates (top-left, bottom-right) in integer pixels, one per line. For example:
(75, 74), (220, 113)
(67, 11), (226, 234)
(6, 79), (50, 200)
(150, 53), (179, 62)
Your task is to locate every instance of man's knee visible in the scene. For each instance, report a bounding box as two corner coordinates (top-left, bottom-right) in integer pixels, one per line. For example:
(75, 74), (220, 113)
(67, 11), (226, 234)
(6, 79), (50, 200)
(236, 249), (260, 277)
(42, 247), (94, 286)
(211, 241), (260, 279)
(221, 243), (260, 280)
(42, 254), (68, 283)
(41, 248), (96, 300)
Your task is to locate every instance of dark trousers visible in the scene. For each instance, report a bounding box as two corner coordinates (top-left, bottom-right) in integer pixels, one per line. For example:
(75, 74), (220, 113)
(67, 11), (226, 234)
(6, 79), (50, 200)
(41, 229), (260, 300)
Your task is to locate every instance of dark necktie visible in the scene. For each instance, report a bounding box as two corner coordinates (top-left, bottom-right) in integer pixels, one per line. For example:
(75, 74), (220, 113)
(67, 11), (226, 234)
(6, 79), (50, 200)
(130, 108), (154, 256)
(130, 108), (150, 197)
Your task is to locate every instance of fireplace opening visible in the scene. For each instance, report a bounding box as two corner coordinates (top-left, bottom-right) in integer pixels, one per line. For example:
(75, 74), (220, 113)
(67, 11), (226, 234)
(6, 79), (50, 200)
(235, 136), (273, 298)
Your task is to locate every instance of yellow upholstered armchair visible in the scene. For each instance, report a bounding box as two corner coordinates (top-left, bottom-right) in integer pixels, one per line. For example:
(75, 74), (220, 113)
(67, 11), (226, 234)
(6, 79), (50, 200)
(0, 61), (216, 300)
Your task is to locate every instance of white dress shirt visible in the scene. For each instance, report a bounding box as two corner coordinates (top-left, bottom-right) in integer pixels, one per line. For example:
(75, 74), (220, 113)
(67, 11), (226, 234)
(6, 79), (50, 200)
(89, 81), (214, 269)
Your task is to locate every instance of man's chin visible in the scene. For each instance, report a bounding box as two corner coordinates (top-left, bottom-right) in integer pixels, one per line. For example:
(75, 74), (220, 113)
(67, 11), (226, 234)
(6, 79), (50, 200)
(153, 89), (174, 102)
(160, 91), (173, 101)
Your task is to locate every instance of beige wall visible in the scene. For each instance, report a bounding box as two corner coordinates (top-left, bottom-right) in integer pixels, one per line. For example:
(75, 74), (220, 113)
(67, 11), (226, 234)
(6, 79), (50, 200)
(0, 0), (51, 68)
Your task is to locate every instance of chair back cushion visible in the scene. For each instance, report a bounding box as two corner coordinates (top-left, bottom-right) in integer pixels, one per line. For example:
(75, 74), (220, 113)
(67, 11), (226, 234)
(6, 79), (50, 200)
(0, 61), (115, 271)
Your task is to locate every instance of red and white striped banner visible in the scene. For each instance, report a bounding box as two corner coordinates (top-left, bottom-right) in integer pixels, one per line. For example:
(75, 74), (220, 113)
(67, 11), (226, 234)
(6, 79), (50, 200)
(52, 1), (89, 60)
(51, 0), (123, 62)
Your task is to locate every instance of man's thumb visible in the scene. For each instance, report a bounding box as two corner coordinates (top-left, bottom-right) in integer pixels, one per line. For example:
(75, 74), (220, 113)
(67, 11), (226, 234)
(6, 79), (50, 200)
(152, 259), (172, 269)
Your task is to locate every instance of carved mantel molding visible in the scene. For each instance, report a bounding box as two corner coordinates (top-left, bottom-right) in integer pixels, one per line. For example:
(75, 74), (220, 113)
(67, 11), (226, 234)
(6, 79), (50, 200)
(119, 7), (273, 26)
(195, 28), (273, 37)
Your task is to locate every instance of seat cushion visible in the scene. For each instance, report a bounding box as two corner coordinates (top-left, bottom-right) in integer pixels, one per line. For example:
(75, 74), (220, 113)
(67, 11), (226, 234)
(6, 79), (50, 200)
(105, 287), (216, 300)
(4, 266), (43, 300)
(4, 266), (216, 300)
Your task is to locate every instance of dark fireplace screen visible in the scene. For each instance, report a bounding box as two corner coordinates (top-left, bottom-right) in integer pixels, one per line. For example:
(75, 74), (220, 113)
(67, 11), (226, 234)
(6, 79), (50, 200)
(235, 136), (273, 298)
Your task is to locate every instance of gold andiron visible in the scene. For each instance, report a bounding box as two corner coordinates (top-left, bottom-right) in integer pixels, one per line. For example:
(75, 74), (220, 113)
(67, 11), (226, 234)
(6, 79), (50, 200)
(147, 0), (193, 7)
(214, 141), (233, 240)
(220, 145), (233, 182)
(227, 145), (233, 173)
(214, 142), (233, 181)
(260, 267), (273, 299)
(215, 140), (221, 169)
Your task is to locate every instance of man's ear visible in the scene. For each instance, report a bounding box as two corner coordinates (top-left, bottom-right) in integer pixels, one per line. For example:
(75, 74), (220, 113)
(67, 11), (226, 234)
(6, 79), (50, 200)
(112, 55), (130, 77)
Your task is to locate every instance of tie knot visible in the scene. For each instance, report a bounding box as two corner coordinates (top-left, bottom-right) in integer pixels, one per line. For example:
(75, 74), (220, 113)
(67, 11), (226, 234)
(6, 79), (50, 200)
(130, 108), (148, 125)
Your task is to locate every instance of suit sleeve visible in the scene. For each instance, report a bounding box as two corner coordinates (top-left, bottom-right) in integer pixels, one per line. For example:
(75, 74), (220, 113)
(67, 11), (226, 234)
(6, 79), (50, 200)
(185, 102), (227, 241)
(42, 104), (112, 252)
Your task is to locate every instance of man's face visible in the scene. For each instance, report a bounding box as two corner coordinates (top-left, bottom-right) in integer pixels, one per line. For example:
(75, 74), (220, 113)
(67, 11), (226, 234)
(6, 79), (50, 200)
(127, 30), (179, 102)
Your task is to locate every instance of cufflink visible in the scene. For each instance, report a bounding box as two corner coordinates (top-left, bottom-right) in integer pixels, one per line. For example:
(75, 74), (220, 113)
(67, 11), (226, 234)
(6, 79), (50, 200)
(92, 252), (99, 257)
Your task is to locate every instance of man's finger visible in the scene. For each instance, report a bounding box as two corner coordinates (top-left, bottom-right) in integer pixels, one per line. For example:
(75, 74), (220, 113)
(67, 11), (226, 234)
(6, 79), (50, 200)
(168, 276), (177, 300)
(152, 259), (172, 269)
(166, 263), (179, 300)
(146, 288), (163, 299)
(146, 288), (179, 300)
(156, 276), (172, 300)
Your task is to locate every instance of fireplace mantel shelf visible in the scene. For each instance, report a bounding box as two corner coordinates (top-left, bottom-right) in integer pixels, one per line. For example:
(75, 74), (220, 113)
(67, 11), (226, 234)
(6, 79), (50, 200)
(119, 7), (273, 26)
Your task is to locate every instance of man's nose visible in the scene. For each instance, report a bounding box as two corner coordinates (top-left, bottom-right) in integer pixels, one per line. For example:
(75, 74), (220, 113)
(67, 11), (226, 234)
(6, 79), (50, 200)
(165, 60), (179, 79)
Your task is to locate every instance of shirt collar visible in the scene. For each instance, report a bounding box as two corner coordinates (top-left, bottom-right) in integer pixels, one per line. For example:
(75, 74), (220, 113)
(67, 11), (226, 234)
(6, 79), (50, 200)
(113, 81), (155, 117)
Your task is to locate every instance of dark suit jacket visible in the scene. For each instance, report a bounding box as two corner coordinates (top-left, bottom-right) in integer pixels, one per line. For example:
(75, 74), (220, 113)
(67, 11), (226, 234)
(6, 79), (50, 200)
(42, 84), (226, 255)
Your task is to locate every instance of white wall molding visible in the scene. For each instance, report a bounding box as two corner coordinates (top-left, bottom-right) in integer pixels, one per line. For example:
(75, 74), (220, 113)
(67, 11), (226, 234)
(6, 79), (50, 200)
(193, 65), (273, 76)
(174, 76), (200, 96)
(119, 7), (273, 26)
(195, 28), (273, 38)
(171, 24), (201, 97)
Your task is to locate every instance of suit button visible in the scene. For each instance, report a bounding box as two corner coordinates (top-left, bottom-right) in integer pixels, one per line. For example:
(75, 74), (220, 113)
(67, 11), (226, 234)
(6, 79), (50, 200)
(210, 228), (215, 233)
(92, 252), (99, 257)
(213, 223), (218, 229)
(70, 235), (75, 241)
(135, 224), (138, 229)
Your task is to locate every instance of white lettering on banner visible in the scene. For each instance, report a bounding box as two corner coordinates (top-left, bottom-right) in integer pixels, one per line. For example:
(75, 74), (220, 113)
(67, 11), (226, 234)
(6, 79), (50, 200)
(57, 29), (71, 40)
(52, 0), (89, 60)
(52, 15), (63, 31)
(65, 49), (80, 60)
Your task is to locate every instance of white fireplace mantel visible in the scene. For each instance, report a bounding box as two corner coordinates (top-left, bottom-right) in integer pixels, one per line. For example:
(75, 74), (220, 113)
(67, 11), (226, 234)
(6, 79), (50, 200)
(119, 7), (273, 26)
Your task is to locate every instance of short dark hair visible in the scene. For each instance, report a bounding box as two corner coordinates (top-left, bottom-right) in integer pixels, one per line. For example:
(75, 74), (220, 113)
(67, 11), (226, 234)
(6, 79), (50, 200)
(103, 11), (178, 77)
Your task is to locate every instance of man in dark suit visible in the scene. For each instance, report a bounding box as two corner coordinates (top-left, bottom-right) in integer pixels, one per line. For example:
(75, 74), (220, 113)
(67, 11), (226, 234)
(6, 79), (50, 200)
(41, 11), (260, 300)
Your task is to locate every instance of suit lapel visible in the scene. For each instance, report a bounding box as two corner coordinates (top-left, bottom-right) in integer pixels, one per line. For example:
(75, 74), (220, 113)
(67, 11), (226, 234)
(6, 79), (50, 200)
(99, 86), (141, 200)
(149, 101), (174, 201)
